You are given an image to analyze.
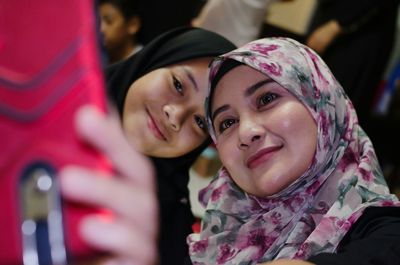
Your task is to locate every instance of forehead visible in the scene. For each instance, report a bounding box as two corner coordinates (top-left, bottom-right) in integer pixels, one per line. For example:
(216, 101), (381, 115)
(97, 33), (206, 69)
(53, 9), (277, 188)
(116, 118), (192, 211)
(212, 65), (266, 102)
(169, 57), (212, 88)
(211, 64), (303, 112)
(169, 57), (212, 70)
(100, 3), (121, 13)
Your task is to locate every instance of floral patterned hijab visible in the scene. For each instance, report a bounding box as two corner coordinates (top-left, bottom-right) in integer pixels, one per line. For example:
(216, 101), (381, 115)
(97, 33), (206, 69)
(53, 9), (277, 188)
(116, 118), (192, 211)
(188, 37), (399, 264)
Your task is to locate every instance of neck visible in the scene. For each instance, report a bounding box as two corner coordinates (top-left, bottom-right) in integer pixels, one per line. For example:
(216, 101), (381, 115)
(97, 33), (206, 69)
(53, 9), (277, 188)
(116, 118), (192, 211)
(109, 42), (137, 64)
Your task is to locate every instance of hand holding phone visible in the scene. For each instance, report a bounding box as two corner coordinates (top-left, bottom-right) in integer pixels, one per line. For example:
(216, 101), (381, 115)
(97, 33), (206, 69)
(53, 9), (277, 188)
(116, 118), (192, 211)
(60, 106), (158, 265)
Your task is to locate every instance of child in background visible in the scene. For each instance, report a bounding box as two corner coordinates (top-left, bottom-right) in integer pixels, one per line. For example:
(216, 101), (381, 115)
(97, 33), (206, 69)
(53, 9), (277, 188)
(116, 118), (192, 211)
(98, 0), (142, 63)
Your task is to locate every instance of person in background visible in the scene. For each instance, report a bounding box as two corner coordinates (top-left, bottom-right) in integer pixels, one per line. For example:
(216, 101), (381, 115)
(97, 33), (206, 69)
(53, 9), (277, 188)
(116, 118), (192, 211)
(192, 0), (293, 47)
(305, 0), (399, 127)
(305, 0), (400, 187)
(188, 37), (400, 265)
(137, 0), (205, 44)
(98, 0), (142, 64)
(61, 27), (235, 265)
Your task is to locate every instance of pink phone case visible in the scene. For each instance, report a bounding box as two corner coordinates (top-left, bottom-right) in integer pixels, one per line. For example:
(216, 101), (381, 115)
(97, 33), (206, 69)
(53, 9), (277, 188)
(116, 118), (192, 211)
(0, 1), (111, 263)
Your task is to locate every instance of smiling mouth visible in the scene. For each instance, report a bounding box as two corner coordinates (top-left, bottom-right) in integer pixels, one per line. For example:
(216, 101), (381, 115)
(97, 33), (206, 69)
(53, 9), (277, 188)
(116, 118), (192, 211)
(246, 146), (282, 169)
(147, 109), (167, 141)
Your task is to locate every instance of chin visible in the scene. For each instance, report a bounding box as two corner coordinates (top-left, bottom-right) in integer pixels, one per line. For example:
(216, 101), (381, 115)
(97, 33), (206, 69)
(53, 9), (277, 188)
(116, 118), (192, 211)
(140, 145), (176, 158)
(256, 178), (286, 197)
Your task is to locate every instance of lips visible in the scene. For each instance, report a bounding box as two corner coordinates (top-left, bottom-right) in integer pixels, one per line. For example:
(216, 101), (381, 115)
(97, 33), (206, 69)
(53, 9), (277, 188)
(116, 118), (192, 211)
(146, 109), (167, 141)
(246, 145), (282, 169)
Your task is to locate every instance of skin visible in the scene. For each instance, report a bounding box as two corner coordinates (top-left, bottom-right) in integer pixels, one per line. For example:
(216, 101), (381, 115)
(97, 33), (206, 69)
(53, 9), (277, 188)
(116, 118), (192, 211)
(211, 65), (317, 197)
(99, 3), (141, 63)
(122, 57), (212, 158)
(59, 63), (317, 265)
(60, 58), (212, 265)
(306, 20), (342, 55)
(60, 106), (157, 265)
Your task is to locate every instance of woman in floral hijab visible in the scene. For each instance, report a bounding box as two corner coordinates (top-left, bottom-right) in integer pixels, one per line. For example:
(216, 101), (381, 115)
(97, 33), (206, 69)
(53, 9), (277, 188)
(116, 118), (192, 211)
(188, 37), (400, 265)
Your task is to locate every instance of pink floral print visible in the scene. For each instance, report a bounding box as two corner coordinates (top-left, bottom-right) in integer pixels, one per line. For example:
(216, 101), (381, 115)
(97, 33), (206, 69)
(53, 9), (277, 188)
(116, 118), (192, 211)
(188, 38), (400, 265)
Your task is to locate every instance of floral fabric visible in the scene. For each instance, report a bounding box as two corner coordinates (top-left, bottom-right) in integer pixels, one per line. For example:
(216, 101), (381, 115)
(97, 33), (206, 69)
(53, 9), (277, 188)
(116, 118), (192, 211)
(188, 37), (399, 265)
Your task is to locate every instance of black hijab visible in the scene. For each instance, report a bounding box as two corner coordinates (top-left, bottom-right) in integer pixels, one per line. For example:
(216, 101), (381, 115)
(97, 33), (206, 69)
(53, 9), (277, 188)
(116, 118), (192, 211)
(106, 27), (236, 265)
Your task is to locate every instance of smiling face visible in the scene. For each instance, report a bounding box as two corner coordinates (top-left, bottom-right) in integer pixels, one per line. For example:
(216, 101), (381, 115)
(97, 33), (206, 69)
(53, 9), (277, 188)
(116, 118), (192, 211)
(100, 3), (129, 49)
(211, 65), (317, 197)
(99, 2), (140, 61)
(122, 57), (211, 158)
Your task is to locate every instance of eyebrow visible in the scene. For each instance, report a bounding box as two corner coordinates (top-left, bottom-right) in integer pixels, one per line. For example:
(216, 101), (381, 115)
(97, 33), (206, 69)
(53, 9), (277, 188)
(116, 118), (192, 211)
(211, 104), (230, 123)
(244, 78), (274, 97)
(183, 66), (198, 92)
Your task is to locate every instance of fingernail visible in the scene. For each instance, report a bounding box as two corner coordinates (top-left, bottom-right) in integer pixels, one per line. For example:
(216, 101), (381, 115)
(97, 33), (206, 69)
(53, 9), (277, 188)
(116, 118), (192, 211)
(79, 215), (112, 242)
(59, 167), (90, 196)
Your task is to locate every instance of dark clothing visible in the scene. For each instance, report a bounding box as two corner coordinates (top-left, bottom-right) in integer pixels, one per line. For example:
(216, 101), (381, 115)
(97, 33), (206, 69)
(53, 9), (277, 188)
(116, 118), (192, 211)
(305, 0), (400, 169)
(106, 27), (235, 265)
(263, 0), (399, 127)
(308, 0), (399, 126)
(137, 0), (205, 44)
(261, 0), (400, 181)
(308, 206), (400, 265)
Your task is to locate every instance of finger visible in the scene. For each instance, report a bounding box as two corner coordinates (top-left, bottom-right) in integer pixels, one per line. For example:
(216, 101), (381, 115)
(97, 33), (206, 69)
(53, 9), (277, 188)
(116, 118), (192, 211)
(74, 105), (154, 188)
(79, 216), (157, 265)
(59, 166), (157, 235)
(99, 257), (137, 265)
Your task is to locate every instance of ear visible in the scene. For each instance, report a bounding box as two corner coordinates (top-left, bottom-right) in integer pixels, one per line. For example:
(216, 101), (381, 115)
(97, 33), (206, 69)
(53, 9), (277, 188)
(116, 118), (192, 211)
(127, 16), (141, 35)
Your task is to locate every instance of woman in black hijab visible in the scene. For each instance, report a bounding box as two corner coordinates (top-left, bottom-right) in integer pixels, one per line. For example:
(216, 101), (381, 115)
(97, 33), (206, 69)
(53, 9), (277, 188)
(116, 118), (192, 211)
(105, 27), (235, 265)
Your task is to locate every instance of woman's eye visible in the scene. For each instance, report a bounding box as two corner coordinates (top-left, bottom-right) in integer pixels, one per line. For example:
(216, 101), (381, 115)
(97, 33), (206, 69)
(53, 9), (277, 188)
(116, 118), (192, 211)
(173, 76), (184, 95)
(194, 115), (206, 132)
(258, 92), (278, 107)
(218, 119), (237, 133)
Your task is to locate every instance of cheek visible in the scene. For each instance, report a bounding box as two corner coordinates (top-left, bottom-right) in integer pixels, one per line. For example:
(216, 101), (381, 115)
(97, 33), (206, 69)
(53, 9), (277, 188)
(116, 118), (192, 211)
(217, 141), (241, 173)
(277, 103), (316, 139)
(174, 128), (207, 154)
(111, 27), (128, 41)
(123, 88), (140, 113)
(125, 76), (161, 107)
(284, 106), (317, 169)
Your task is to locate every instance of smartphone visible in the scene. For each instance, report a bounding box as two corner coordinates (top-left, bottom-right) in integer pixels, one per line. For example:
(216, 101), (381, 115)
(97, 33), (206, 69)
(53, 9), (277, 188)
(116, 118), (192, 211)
(0, 1), (110, 264)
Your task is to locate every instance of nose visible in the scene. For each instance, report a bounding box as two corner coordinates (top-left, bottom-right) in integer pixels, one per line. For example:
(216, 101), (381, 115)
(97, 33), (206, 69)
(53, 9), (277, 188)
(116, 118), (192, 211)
(100, 20), (106, 34)
(238, 116), (266, 149)
(163, 104), (185, 131)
